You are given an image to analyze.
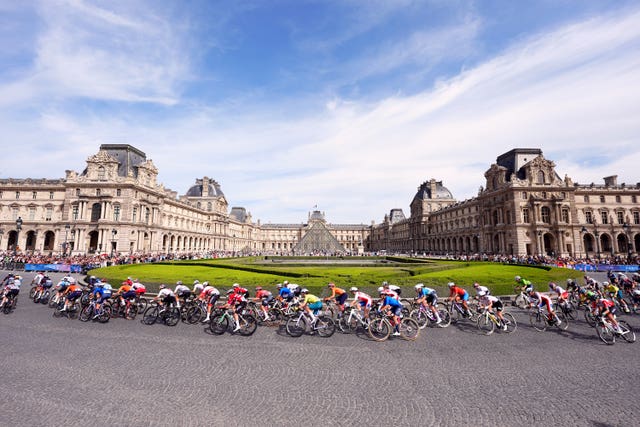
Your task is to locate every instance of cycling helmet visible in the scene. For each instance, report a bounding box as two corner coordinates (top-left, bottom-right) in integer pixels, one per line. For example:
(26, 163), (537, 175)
(193, 280), (200, 284)
(414, 283), (424, 290)
(328, 282), (335, 287)
(382, 281), (389, 287)
(283, 280), (289, 285)
(300, 288), (309, 294)
(159, 284), (166, 290)
(602, 281), (609, 286)
(349, 287), (358, 292)
(202, 281), (209, 286)
(256, 286), (262, 291)
(377, 286), (384, 293)
(586, 291), (597, 301)
(566, 278), (573, 284)
(548, 282), (556, 289)
(176, 280), (182, 285)
(515, 276), (521, 281)
(477, 291), (486, 297)
(473, 282), (480, 288)
(232, 283), (239, 288)
(448, 282), (455, 288)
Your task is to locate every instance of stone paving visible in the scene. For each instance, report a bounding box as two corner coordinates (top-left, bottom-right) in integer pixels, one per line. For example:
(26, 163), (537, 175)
(1, 270), (638, 426)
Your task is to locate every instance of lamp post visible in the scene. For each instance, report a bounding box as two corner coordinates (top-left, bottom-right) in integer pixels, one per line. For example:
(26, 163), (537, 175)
(15, 217), (23, 256)
(111, 229), (117, 257)
(63, 224), (70, 257)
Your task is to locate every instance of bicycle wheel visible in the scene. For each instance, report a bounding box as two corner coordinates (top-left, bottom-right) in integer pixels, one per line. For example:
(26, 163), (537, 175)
(502, 312), (517, 333)
(563, 302), (577, 321)
(124, 304), (137, 320)
(476, 314), (495, 335)
(210, 313), (229, 335)
(596, 322), (615, 345)
(315, 316), (335, 338)
(142, 306), (159, 325)
(186, 306), (204, 324)
(399, 318), (420, 341)
(584, 310), (597, 327)
(368, 318), (390, 342)
(437, 308), (451, 328)
(52, 305), (63, 318)
(529, 310), (546, 332)
(97, 306), (111, 323)
(555, 312), (569, 331)
(618, 321), (636, 343)
(136, 297), (148, 314)
(48, 294), (58, 308)
(238, 315), (258, 336)
(285, 316), (306, 337)
(514, 294), (528, 309)
(409, 309), (429, 330)
(40, 290), (50, 305)
(29, 287), (37, 299)
(165, 307), (180, 326)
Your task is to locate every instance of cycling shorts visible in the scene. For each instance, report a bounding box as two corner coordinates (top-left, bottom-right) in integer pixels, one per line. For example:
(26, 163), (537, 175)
(460, 291), (469, 302)
(6, 288), (19, 298)
(41, 282), (53, 289)
(336, 293), (348, 305)
(177, 290), (191, 299)
(163, 295), (177, 306)
(309, 301), (323, 313)
(426, 293), (437, 305)
(358, 300), (371, 308)
(391, 306), (403, 316)
(98, 295), (110, 304)
(493, 300), (504, 312)
(234, 301), (247, 314)
(67, 291), (82, 301)
(261, 295), (274, 306)
(207, 294), (220, 306)
(121, 291), (136, 300)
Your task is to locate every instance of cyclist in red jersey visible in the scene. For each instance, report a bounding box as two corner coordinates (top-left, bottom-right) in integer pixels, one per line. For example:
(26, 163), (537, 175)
(448, 282), (470, 315)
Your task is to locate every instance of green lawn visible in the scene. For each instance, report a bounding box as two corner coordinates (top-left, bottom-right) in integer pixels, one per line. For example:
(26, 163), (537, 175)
(89, 257), (584, 297)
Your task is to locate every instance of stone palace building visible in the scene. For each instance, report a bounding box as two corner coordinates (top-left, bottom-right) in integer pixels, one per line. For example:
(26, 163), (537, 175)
(0, 145), (637, 258)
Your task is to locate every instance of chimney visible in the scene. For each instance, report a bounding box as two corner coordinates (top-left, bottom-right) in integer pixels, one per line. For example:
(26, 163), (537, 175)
(429, 179), (437, 197)
(603, 175), (617, 187)
(202, 176), (209, 197)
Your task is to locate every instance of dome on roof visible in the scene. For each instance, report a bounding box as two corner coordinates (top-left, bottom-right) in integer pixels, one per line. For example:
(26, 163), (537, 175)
(186, 179), (224, 198)
(413, 179), (453, 201)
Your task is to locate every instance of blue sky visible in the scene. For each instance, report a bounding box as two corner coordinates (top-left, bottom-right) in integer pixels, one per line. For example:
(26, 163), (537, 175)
(1, 0), (639, 223)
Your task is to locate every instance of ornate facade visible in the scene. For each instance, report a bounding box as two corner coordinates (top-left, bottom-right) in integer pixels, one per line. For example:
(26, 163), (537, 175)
(367, 149), (640, 258)
(0, 144), (369, 256)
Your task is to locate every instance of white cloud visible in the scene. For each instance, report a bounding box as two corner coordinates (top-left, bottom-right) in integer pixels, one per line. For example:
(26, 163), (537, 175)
(1, 5), (639, 225)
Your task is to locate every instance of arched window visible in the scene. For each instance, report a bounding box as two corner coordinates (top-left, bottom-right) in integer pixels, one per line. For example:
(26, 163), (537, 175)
(537, 170), (545, 184)
(97, 166), (106, 180)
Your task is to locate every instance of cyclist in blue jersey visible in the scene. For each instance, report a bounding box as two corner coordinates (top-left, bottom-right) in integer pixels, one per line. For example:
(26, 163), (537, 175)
(91, 282), (112, 319)
(277, 283), (294, 303)
(380, 293), (404, 336)
(414, 283), (441, 324)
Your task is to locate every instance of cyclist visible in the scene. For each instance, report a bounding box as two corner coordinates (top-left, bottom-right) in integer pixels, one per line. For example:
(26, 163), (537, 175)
(548, 282), (569, 305)
(0, 277), (20, 309)
(277, 283), (295, 303)
(349, 287), (372, 319)
(116, 281), (136, 309)
(199, 283), (220, 323)
(155, 284), (177, 310)
(378, 286), (398, 299)
(604, 281), (629, 313)
(383, 281), (402, 297)
(631, 286), (640, 312)
(285, 281), (301, 297)
(254, 286), (274, 320)
(473, 282), (490, 297)
(54, 278), (70, 302)
(299, 288), (323, 322)
(221, 288), (246, 332)
(174, 281), (191, 308)
(588, 293), (623, 334)
(232, 283), (249, 297)
(528, 288), (560, 325)
(477, 291), (506, 329)
(379, 290), (404, 336)
(192, 280), (204, 296)
(91, 282), (112, 319)
(448, 282), (471, 316)
(60, 282), (82, 312)
(414, 283), (441, 324)
(324, 282), (348, 316)
(515, 276), (533, 293)
(131, 279), (146, 296)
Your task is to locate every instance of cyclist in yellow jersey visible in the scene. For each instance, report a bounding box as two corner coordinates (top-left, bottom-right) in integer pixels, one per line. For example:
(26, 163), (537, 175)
(299, 288), (322, 321)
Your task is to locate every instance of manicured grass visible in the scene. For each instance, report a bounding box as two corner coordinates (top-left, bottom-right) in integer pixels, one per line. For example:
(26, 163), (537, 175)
(89, 257), (584, 297)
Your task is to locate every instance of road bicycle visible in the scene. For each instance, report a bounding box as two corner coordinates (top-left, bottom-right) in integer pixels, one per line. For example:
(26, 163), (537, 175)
(52, 299), (80, 319)
(209, 308), (258, 336)
(285, 309), (335, 338)
(32, 286), (51, 305)
(555, 299), (578, 321)
(445, 299), (478, 323)
(107, 297), (138, 320)
(409, 303), (451, 329)
(184, 299), (209, 324)
(529, 306), (568, 332)
(368, 312), (420, 342)
(594, 316), (635, 345)
(0, 293), (18, 314)
(337, 306), (371, 333)
(512, 287), (532, 309)
(79, 299), (111, 323)
(476, 307), (517, 335)
(142, 302), (180, 326)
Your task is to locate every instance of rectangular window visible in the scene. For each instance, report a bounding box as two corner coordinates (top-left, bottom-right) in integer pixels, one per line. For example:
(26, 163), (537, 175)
(600, 195), (605, 203)
(145, 208), (150, 224)
(15, 191), (20, 200)
(541, 207), (550, 224)
(114, 205), (120, 222)
(49, 191), (54, 200)
(522, 208), (530, 223)
(116, 189), (121, 196)
(45, 207), (52, 221)
(616, 195), (621, 203)
(600, 211), (608, 224)
(132, 207), (137, 223)
(634, 212), (640, 225)
(633, 195), (637, 203)
(72, 205), (79, 220)
(96, 189), (101, 196)
(561, 209), (569, 223)
(616, 211), (624, 224)
(32, 191), (37, 199)
(522, 192), (528, 199)
(76, 188), (80, 196)
(585, 211), (593, 224)
(12, 208), (18, 220)
(584, 195), (589, 203)
(29, 207), (36, 220)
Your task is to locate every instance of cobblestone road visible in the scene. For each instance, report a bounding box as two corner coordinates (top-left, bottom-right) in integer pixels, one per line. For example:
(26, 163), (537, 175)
(1, 271), (638, 426)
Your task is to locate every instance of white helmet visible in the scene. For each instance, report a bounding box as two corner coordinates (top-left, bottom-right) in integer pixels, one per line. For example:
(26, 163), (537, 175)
(448, 282), (455, 288)
(349, 287), (358, 292)
(515, 276), (521, 281)
(232, 283), (239, 288)
(414, 283), (424, 290)
(300, 288), (309, 294)
(377, 286), (384, 293)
